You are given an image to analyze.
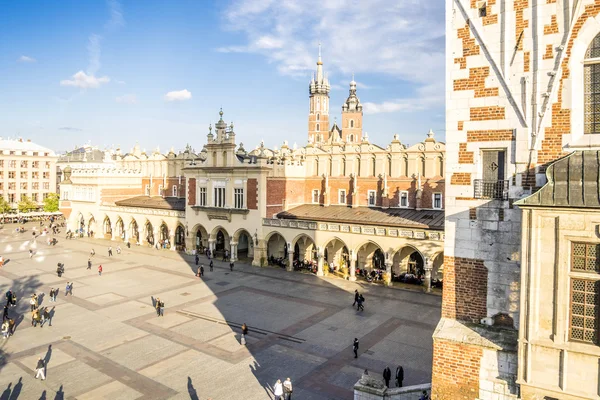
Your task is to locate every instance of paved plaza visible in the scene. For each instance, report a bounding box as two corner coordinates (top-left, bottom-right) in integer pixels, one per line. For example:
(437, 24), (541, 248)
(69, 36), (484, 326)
(0, 224), (441, 399)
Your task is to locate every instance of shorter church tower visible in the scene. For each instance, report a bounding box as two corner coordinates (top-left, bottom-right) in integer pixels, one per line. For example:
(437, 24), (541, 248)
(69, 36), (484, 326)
(308, 44), (330, 145)
(341, 76), (363, 143)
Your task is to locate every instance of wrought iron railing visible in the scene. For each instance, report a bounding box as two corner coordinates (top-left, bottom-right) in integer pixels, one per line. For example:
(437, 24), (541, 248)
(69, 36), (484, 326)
(474, 179), (509, 200)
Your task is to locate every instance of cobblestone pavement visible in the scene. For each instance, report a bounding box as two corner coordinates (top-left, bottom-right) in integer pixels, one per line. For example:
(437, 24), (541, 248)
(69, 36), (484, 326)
(0, 224), (441, 399)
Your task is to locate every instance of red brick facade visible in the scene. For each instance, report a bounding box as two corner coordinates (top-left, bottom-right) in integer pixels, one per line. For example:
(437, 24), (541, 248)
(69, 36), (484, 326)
(246, 178), (258, 210)
(466, 129), (514, 142)
(470, 106), (505, 121)
(453, 67), (499, 98)
(450, 173), (471, 185)
(141, 177), (186, 198)
(187, 178), (196, 206)
(100, 188), (143, 204)
(441, 256), (488, 323)
(431, 339), (483, 400)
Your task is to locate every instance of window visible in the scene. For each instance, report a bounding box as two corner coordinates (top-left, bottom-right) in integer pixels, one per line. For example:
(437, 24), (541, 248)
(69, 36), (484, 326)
(31, 193), (38, 202)
(172, 185), (178, 197)
(32, 171), (38, 179)
(570, 242), (600, 344)
(43, 172), (49, 179)
(8, 194), (14, 203)
(368, 190), (376, 206)
(0, 160), (3, 167)
(145, 184), (150, 196)
(8, 161), (16, 168)
(339, 189), (346, 204)
(20, 171), (27, 179)
(350, 120), (354, 128)
(0, 183), (3, 190)
(349, 134), (354, 143)
(585, 34), (600, 134)
(158, 184), (164, 196)
(44, 162), (50, 169)
(478, 3), (487, 17)
(32, 182), (39, 190)
(475, 150), (508, 199)
(433, 193), (442, 209)
(312, 189), (320, 204)
(8, 183), (15, 190)
(32, 161), (39, 168)
(20, 160), (27, 168)
(43, 193), (49, 200)
(42, 182), (49, 190)
(400, 191), (409, 208)
(234, 188), (244, 209)
(0, 171), (3, 178)
(32, 152), (38, 157)
(317, 113), (320, 121)
(199, 187), (207, 206)
(214, 187), (225, 207)
(20, 182), (27, 190)
(20, 194), (27, 201)
(316, 123), (320, 131)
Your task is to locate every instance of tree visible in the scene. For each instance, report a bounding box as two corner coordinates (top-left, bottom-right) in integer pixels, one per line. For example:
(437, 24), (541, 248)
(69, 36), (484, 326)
(0, 196), (12, 214)
(43, 193), (60, 212)
(18, 196), (38, 213)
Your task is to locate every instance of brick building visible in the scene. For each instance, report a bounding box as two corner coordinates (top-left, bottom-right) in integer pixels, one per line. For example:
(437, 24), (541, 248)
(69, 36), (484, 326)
(437, 1), (600, 399)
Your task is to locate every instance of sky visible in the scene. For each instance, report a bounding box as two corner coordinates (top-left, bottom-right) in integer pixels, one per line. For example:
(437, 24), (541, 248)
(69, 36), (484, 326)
(0, 0), (445, 154)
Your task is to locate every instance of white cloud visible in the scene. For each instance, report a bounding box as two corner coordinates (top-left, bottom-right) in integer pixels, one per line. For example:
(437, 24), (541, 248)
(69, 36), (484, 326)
(115, 94), (137, 104)
(18, 55), (36, 63)
(87, 34), (102, 75)
(164, 89), (192, 102)
(105, 0), (125, 30)
(363, 82), (445, 114)
(60, 71), (110, 89)
(219, 0), (444, 106)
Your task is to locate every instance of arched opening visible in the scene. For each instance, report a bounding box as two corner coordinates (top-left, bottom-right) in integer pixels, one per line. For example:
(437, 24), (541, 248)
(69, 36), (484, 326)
(292, 234), (316, 271)
(103, 217), (112, 239)
(350, 119), (354, 128)
(88, 216), (96, 237)
(317, 113), (320, 121)
(234, 229), (253, 260)
(432, 252), (444, 288)
(194, 225), (209, 252)
(145, 221), (154, 246)
(78, 213), (85, 236)
(212, 151), (217, 167)
(316, 123), (320, 131)
(130, 219), (139, 244)
(266, 232), (287, 261)
(585, 33), (600, 134)
(323, 238), (349, 274)
(211, 227), (230, 258)
(392, 246), (425, 284)
(222, 151), (227, 167)
(115, 218), (125, 241)
(172, 185), (178, 197)
(349, 134), (354, 143)
(175, 225), (185, 250)
(159, 223), (169, 249)
(355, 241), (384, 281)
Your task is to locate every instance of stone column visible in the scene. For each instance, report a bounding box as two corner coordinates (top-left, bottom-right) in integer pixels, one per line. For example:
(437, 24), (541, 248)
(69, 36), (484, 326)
(111, 224), (117, 241)
(287, 249), (294, 272)
(317, 251), (324, 277)
(385, 259), (393, 286)
(230, 242), (237, 262)
(208, 238), (216, 255)
(169, 233), (176, 251)
(424, 258), (433, 293)
(349, 252), (357, 281)
(154, 229), (159, 248)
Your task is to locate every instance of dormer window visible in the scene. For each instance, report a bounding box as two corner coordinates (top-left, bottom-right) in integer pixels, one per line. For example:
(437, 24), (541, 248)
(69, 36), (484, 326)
(584, 33), (600, 134)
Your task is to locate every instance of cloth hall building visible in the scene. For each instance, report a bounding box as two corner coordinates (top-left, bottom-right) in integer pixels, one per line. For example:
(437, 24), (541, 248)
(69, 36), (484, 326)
(58, 53), (446, 289)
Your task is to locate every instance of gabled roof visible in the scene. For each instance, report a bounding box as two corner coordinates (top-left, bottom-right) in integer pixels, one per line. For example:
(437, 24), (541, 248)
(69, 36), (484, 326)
(277, 204), (444, 230)
(115, 196), (185, 211)
(517, 150), (600, 208)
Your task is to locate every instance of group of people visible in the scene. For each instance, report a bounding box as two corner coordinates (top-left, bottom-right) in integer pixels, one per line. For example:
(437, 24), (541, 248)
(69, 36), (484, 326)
(29, 294), (53, 328)
(353, 290), (365, 311)
(2, 289), (17, 339)
(272, 377), (293, 400)
(194, 253), (235, 277)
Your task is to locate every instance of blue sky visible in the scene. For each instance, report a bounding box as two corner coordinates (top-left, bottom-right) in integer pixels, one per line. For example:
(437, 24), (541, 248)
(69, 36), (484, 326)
(0, 0), (445, 154)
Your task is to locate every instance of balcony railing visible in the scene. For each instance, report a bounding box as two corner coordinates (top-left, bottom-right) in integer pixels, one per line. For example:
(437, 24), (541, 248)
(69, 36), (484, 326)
(474, 179), (509, 200)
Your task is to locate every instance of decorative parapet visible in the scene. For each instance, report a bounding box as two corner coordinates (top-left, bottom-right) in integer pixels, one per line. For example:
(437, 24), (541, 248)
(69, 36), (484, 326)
(191, 206), (250, 222)
(354, 379), (431, 400)
(102, 205), (185, 219)
(262, 218), (444, 241)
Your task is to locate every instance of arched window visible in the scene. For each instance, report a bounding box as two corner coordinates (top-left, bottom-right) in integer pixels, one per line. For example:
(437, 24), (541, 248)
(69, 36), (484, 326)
(317, 113), (320, 121)
(222, 151), (227, 167)
(316, 123), (320, 131)
(349, 134), (354, 143)
(350, 120), (354, 128)
(212, 152), (217, 167)
(585, 35), (600, 134)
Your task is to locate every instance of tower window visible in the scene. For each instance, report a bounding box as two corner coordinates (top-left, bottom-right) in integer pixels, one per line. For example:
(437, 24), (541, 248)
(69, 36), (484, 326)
(350, 120), (354, 128)
(316, 123), (320, 131)
(317, 114), (320, 121)
(349, 134), (354, 143)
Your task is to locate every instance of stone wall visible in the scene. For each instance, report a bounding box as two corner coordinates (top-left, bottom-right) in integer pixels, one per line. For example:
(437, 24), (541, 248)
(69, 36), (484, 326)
(353, 381), (431, 400)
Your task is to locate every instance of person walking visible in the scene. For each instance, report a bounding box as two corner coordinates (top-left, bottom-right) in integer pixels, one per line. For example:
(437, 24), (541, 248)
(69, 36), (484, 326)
(395, 365), (404, 387)
(418, 390), (430, 400)
(34, 358), (45, 380)
(353, 338), (359, 358)
(29, 249), (33, 258)
(1, 320), (8, 339)
(31, 309), (40, 327)
(29, 295), (36, 312)
(357, 293), (365, 311)
(90, 248), (95, 257)
(273, 379), (284, 400)
(87, 258), (92, 270)
(10, 292), (16, 306)
(353, 290), (359, 306)
(155, 298), (161, 317)
(241, 323), (248, 345)
(209, 260), (214, 272)
(2, 305), (8, 322)
(52, 288), (58, 302)
(159, 299), (164, 316)
(41, 307), (51, 327)
(230, 261), (234, 271)
(195, 254), (199, 266)
(116, 245), (121, 254)
(283, 377), (293, 400)
(7, 318), (15, 336)
(49, 289), (54, 303)
(5, 290), (12, 305)
(200, 265), (204, 277)
(108, 246), (112, 257)
(98, 265), (103, 276)
(65, 282), (73, 296)
(383, 366), (391, 388)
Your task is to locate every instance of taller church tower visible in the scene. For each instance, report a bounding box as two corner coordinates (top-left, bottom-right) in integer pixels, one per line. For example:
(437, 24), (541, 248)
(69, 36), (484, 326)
(341, 75), (363, 143)
(308, 44), (330, 145)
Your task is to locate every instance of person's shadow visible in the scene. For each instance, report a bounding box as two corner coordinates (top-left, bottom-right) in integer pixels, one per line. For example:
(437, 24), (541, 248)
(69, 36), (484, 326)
(150, 296), (156, 308)
(53, 385), (64, 400)
(0, 382), (12, 400)
(38, 293), (44, 306)
(8, 378), (22, 400)
(187, 377), (199, 400)
(44, 345), (53, 367)
(47, 308), (56, 327)
(38, 390), (46, 400)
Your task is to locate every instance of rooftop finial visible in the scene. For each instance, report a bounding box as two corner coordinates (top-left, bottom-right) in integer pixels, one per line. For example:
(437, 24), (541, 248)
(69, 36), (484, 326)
(317, 42), (322, 65)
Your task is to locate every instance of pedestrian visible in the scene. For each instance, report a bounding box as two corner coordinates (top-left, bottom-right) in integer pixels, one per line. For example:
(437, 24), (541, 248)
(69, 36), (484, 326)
(273, 379), (284, 400)
(383, 366), (391, 388)
(209, 260), (214, 272)
(1, 320), (8, 339)
(2, 305), (8, 322)
(230, 261), (234, 271)
(49, 289), (54, 302)
(52, 288), (58, 302)
(116, 245), (121, 254)
(34, 357), (45, 380)
(357, 293), (365, 311)
(418, 390), (430, 400)
(90, 248), (95, 257)
(159, 299), (164, 316)
(126, 241), (131, 248)
(283, 377), (293, 400)
(241, 323), (248, 345)
(200, 265), (204, 277)
(7, 318), (14, 336)
(353, 338), (359, 358)
(4, 290), (12, 305)
(353, 290), (359, 306)
(29, 295), (36, 312)
(98, 265), (103, 276)
(29, 249), (33, 258)
(396, 365), (404, 387)
(65, 282), (73, 296)
(155, 298), (161, 317)
(195, 254), (199, 266)
(87, 259), (92, 270)
(108, 246), (112, 257)
(11, 293), (16, 306)
(41, 307), (51, 327)
(223, 250), (228, 262)
(31, 309), (40, 327)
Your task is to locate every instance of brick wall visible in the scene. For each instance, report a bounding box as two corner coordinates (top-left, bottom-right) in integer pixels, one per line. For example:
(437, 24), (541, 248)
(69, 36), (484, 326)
(453, 67), (499, 97)
(470, 106), (505, 121)
(466, 129), (514, 141)
(450, 173), (471, 185)
(141, 177), (185, 197)
(441, 256), (488, 323)
(100, 188), (143, 204)
(431, 339), (483, 400)
(187, 178), (196, 206)
(247, 178), (258, 210)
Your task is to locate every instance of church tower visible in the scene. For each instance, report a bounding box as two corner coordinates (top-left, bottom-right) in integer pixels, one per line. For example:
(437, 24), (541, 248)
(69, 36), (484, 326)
(341, 75), (363, 143)
(308, 44), (330, 145)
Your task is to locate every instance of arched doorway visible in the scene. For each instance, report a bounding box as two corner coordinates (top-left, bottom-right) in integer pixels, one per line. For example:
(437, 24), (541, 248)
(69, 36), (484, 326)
(323, 238), (349, 272)
(211, 227), (230, 259)
(355, 241), (384, 279)
(194, 225), (208, 252)
(266, 232), (287, 260)
(115, 218), (125, 241)
(88, 216), (96, 237)
(175, 225), (185, 250)
(130, 219), (139, 244)
(292, 234), (316, 262)
(372, 249), (385, 270)
(216, 230), (225, 252)
(234, 229), (253, 260)
(159, 224), (169, 248)
(145, 221), (154, 246)
(392, 246), (425, 283)
(103, 217), (112, 239)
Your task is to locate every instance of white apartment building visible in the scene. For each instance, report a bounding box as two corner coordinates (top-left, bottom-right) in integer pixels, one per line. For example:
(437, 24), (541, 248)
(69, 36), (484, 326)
(0, 138), (58, 209)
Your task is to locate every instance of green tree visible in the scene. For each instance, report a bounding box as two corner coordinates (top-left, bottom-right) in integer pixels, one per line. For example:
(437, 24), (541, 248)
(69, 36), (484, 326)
(0, 196), (12, 214)
(43, 193), (60, 212)
(18, 196), (38, 213)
